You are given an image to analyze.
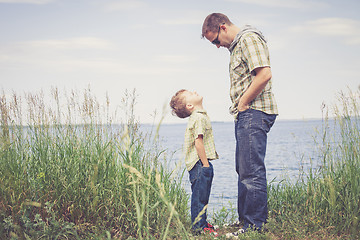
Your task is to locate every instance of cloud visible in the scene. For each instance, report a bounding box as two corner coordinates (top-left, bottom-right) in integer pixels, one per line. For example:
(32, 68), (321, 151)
(0, 0), (53, 4)
(157, 9), (208, 26)
(0, 37), (115, 71)
(225, 0), (328, 9)
(154, 54), (198, 63)
(25, 37), (114, 50)
(103, 0), (147, 12)
(158, 17), (202, 25)
(0, 37), (195, 76)
(291, 18), (360, 45)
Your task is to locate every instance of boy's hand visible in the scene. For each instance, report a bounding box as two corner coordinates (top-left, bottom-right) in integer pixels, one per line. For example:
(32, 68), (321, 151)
(202, 161), (210, 168)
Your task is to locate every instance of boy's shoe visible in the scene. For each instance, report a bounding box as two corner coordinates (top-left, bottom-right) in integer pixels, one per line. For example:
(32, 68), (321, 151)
(225, 228), (245, 238)
(203, 227), (219, 237)
(223, 220), (242, 228)
(207, 222), (219, 230)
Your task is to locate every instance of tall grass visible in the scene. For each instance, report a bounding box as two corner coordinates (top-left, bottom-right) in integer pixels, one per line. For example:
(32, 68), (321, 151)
(0, 88), (190, 239)
(267, 87), (360, 239)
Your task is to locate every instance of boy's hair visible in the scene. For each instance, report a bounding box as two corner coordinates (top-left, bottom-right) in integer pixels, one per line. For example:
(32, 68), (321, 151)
(170, 89), (191, 118)
(202, 13), (233, 38)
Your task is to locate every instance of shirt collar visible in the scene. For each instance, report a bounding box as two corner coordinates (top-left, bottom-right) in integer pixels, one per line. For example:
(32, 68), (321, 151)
(228, 25), (267, 53)
(192, 109), (207, 115)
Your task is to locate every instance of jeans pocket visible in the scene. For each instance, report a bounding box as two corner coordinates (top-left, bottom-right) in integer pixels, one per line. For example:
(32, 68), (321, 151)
(201, 165), (213, 177)
(189, 162), (200, 184)
(261, 113), (277, 133)
(199, 166), (213, 204)
(203, 161), (214, 174)
(238, 107), (251, 114)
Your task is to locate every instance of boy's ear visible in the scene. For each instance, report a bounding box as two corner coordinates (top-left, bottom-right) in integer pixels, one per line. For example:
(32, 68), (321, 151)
(186, 103), (194, 111)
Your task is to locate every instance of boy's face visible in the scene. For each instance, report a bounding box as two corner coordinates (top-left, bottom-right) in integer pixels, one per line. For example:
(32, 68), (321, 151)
(182, 90), (203, 108)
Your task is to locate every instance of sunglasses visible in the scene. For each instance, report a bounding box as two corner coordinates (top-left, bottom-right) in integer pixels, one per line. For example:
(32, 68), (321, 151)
(211, 26), (221, 45)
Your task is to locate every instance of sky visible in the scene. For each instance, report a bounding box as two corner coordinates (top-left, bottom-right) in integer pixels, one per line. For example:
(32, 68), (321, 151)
(1, 0), (359, 124)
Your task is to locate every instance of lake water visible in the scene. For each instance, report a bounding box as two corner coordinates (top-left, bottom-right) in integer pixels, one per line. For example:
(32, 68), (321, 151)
(148, 119), (328, 214)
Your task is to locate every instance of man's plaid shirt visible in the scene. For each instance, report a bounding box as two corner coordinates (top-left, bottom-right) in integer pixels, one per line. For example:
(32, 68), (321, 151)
(229, 32), (278, 118)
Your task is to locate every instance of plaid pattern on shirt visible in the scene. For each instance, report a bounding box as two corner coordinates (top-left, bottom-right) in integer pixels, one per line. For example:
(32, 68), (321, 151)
(229, 32), (278, 118)
(183, 109), (218, 171)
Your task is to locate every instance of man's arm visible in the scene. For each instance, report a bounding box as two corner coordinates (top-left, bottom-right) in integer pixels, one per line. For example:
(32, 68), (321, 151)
(237, 66), (272, 112)
(195, 135), (210, 167)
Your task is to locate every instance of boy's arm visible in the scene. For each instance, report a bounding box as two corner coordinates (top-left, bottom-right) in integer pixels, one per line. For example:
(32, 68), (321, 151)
(195, 135), (210, 167)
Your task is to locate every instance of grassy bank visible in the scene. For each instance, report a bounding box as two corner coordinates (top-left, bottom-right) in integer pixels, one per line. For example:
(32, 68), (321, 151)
(0, 88), (190, 239)
(0, 87), (359, 239)
(266, 87), (360, 240)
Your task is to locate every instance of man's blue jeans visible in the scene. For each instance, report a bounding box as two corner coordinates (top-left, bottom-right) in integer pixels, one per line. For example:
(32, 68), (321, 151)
(189, 160), (214, 231)
(235, 108), (276, 230)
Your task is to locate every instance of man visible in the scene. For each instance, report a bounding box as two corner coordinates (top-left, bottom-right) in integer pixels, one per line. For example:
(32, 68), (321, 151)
(202, 13), (278, 237)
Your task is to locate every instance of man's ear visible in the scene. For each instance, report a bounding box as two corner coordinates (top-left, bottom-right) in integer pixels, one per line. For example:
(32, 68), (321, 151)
(220, 24), (227, 32)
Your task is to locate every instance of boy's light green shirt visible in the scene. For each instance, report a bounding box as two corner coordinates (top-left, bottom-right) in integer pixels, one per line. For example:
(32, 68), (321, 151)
(184, 109), (218, 171)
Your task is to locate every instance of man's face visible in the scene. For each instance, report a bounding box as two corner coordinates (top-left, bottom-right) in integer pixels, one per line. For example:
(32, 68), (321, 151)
(204, 26), (230, 49)
(205, 30), (221, 49)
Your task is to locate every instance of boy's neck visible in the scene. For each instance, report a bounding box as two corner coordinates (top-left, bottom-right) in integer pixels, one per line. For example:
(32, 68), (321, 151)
(192, 104), (204, 111)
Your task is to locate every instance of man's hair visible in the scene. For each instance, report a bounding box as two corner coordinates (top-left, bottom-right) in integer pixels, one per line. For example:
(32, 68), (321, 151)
(170, 89), (191, 119)
(202, 13), (233, 38)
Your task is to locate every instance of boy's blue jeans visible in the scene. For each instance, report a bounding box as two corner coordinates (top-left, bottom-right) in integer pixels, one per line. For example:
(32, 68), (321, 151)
(235, 108), (276, 230)
(189, 160), (214, 231)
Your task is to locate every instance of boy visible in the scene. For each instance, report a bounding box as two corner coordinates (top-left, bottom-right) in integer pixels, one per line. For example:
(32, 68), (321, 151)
(170, 89), (219, 237)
